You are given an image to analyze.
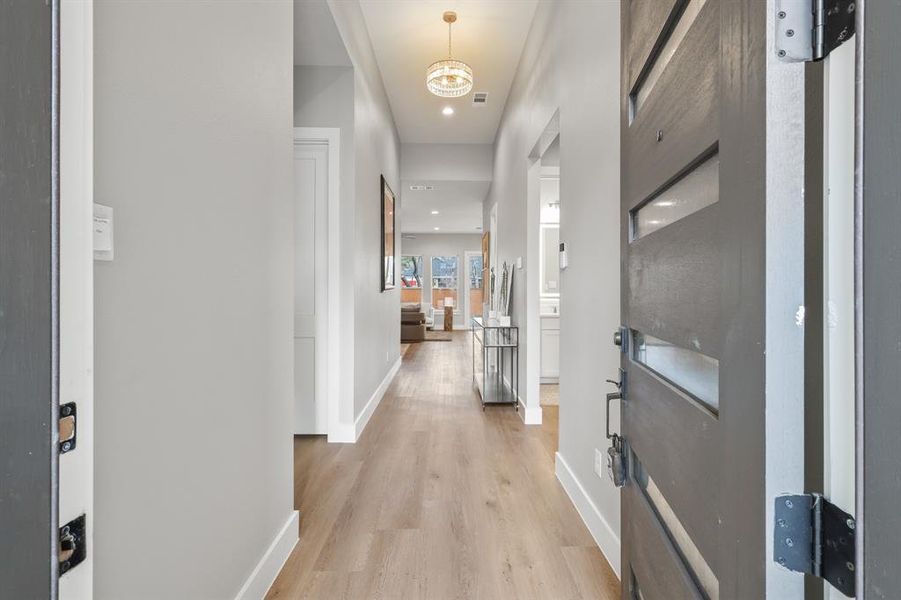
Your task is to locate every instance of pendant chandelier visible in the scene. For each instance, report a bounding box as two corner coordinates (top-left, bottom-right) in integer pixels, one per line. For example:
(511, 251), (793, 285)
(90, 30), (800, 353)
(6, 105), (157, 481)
(426, 11), (473, 98)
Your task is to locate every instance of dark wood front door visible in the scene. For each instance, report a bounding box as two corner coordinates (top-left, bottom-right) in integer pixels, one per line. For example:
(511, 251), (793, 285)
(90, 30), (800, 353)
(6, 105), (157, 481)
(619, 1), (809, 598)
(0, 0), (60, 597)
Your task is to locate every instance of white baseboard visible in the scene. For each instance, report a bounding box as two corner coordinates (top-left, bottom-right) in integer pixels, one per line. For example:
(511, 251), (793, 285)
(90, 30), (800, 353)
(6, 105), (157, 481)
(328, 423), (355, 444)
(234, 510), (299, 600)
(519, 398), (543, 425)
(555, 452), (621, 578)
(354, 356), (402, 441)
(501, 374), (542, 425)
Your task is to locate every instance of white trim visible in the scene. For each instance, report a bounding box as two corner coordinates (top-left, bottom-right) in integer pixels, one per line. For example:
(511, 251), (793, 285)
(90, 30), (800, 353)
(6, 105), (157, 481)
(555, 452), (621, 578)
(354, 357), (402, 441)
(519, 399), (543, 425)
(59, 2), (94, 598)
(234, 510), (299, 600)
(524, 160), (542, 420)
(293, 128), (341, 443)
(503, 375), (542, 425)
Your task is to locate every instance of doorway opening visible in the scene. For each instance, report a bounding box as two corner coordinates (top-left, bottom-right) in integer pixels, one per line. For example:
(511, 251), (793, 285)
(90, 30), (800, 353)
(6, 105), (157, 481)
(292, 128), (341, 440)
(523, 110), (561, 428)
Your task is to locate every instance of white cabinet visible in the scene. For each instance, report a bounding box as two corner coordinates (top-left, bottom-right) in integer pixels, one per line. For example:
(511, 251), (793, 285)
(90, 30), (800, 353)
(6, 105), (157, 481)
(540, 316), (560, 382)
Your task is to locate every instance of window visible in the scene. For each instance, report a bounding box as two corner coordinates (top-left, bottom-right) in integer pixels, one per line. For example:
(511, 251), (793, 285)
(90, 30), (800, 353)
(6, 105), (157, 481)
(431, 255), (459, 310)
(400, 255), (423, 304)
(468, 255), (483, 288)
(401, 256), (423, 287)
(468, 254), (483, 317)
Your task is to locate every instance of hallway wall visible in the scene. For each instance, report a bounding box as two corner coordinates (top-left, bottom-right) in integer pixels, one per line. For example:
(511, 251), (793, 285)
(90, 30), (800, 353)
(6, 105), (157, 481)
(327, 0), (403, 425)
(93, 1), (295, 597)
(485, 0), (622, 575)
(401, 143), (494, 182)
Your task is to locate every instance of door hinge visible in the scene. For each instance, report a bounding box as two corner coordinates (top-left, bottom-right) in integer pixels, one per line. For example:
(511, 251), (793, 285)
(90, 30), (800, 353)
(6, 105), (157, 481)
(775, 0), (856, 62)
(774, 494), (856, 597)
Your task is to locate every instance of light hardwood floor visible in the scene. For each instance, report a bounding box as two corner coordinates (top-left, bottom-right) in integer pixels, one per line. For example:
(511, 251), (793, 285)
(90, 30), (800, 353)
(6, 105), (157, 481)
(267, 332), (619, 599)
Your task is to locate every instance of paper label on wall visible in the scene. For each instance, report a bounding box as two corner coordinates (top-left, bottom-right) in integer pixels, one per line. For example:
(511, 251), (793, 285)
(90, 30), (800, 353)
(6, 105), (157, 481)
(93, 203), (114, 261)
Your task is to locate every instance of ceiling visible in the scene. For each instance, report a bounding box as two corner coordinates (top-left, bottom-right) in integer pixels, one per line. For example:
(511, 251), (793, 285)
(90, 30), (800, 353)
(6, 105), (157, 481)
(400, 180), (488, 234)
(359, 0), (539, 144)
(294, 0), (351, 67)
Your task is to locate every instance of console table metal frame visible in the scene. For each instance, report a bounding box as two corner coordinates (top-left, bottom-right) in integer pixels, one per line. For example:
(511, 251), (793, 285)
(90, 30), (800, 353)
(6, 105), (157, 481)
(471, 317), (519, 411)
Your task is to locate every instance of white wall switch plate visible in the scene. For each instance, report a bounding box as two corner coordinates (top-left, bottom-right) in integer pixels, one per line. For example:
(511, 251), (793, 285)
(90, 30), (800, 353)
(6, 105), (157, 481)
(516, 256), (523, 269)
(594, 448), (603, 479)
(93, 203), (114, 261)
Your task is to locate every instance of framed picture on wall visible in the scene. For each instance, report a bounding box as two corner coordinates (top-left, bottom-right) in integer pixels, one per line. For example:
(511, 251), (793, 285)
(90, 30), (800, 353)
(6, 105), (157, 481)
(380, 175), (396, 291)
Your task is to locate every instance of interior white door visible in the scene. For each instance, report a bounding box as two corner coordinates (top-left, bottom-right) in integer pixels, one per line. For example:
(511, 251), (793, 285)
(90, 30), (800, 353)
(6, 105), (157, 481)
(294, 142), (328, 434)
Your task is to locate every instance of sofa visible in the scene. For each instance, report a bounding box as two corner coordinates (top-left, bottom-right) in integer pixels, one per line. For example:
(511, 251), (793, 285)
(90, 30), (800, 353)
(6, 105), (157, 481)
(401, 304), (426, 342)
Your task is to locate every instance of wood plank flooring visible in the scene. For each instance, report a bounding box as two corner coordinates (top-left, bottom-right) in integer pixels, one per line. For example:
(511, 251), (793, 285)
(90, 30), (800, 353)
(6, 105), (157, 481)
(267, 332), (620, 599)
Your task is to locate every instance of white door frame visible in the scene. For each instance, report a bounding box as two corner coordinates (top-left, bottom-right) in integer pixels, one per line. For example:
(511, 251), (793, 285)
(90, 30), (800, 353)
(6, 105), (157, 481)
(293, 128), (341, 441)
(60, 1), (94, 598)
(523, 159), (542, 424)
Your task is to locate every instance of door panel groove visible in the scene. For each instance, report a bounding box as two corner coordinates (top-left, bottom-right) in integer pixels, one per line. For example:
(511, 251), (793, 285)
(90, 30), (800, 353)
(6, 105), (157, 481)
(627, 0), (685, 93)
(624, 1), (719, 209)
(633, 454), (718, 600)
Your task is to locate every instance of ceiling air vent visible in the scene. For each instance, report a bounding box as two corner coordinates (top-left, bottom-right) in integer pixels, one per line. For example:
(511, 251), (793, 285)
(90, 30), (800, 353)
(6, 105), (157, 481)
(402, 234), (417, 240)
(472, 92), (489, 106)
(409, 185), (436, 191)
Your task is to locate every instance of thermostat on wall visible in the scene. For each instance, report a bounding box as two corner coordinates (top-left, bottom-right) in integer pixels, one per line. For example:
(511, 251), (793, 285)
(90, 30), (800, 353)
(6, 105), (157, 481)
(559, 242), (568, 270)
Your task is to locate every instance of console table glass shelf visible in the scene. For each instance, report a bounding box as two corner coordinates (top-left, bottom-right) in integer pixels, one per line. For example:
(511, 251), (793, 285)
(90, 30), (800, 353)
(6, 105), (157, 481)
(471, 317), (519, 411)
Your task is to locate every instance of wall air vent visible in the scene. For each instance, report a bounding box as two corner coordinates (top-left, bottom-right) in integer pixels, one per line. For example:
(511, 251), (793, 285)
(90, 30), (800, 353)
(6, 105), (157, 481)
(472, 92), (489, 106)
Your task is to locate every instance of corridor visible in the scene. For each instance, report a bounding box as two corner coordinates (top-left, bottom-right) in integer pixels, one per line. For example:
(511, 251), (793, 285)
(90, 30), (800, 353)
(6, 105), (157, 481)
(267, 333), (619, 599)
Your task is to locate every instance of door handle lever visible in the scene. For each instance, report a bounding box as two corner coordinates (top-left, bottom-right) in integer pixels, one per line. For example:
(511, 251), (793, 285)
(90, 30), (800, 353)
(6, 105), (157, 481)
(606, 391), (622, 440)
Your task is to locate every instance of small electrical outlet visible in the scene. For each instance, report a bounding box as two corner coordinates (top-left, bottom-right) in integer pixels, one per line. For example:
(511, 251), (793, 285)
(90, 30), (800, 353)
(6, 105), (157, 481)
(594, 448), (604, 479)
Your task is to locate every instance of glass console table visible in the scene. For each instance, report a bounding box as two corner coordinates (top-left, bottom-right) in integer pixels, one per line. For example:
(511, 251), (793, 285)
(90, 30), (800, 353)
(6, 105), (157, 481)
(471, 317), (519, 411)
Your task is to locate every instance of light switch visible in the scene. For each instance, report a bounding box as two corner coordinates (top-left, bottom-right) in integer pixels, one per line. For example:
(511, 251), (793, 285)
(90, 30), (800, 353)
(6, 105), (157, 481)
(516, 256), (523, 269)
(93, 203), (114, 261)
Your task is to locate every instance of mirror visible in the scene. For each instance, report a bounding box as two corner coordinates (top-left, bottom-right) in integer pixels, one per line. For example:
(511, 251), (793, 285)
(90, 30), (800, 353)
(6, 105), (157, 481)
(540, 224), (560, 297)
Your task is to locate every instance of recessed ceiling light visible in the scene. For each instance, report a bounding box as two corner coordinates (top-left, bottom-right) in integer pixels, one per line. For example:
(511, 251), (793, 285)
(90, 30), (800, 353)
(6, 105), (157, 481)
(434, 227), (441, 231)
(431, 210), (440, 215)
(442, 106), (454, 116)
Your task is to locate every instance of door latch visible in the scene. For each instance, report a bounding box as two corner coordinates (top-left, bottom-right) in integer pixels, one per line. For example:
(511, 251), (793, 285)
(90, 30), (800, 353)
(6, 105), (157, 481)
(59, 514), (86, 576)
(773, 493), (856, 597)
(59, 402), (76, 454)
